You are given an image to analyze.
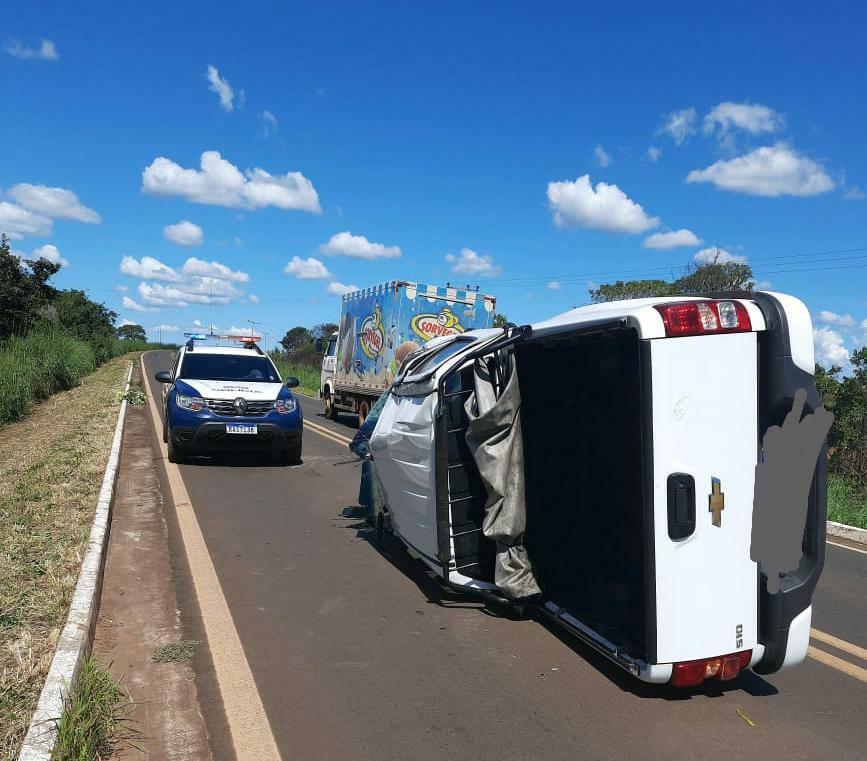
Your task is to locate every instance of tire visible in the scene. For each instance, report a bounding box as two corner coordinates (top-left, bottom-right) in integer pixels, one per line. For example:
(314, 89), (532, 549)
(281, 438), (302, 465)
(324, 390), (338, 421)
(167, 433), (182, 464)
(358, 399), (370, 427)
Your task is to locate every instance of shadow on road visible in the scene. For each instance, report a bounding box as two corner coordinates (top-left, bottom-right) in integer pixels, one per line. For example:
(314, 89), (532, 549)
(338, 509), (780, 701)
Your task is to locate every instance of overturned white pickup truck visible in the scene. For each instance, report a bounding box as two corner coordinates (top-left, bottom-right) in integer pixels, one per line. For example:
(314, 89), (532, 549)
(366, 292), (829, 688)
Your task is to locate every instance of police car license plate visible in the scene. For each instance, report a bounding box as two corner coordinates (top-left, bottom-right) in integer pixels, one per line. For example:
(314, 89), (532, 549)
(226, 423), (257, 435)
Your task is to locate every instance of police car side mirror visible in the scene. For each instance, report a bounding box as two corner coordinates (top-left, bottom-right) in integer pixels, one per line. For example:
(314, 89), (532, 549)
(285, 376), (300, 388)
(155, 370), (173, 384)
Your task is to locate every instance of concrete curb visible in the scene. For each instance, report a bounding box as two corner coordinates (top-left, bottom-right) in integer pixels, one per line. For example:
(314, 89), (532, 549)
(17, 362), (133, 761)
(827, 520), (867, 545)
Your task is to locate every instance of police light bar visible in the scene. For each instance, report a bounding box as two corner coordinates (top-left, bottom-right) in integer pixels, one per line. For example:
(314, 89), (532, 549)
(183, 332), (261, 342)
(226, 334), (261, 343)
(183, 332), (210, 340)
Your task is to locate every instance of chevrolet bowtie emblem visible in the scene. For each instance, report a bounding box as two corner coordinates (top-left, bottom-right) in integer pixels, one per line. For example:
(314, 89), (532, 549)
(709, 477), (724, 527)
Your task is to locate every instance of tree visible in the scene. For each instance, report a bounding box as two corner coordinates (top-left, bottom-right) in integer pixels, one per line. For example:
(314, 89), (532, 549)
(492, 313), (509, 328)
(590, 279), (672, 304)
(312, 322), (338, 340)
(117, 323), (147, 343)
(279, 326), (313, 356)
(0, 233), (60, 338)
(52, 289), (117, 361)
(672, 259), (754, 294)
(589, 256), (754, 304)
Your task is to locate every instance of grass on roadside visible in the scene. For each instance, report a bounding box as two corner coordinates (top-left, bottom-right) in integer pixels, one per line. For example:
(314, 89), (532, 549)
(0, 355), (131, 761)
(51, 654), (137, 761)
(151, 640), (199, 664)
(828, 474), (867, 529)
(270, 359), (319, 397)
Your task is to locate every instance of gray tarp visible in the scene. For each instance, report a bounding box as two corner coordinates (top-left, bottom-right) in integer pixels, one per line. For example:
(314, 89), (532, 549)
(464, 350), (541, 600)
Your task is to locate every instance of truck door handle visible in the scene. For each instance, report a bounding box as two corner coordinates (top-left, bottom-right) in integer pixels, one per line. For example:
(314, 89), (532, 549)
(667, 473), (696, 540)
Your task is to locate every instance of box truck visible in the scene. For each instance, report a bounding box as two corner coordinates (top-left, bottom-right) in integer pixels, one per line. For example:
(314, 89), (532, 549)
(365, 291), (831, 688)
(320, 281), (496, 424)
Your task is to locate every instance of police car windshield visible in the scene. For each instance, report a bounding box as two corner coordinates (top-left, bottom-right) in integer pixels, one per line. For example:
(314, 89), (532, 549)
(180, 354), (280, 383)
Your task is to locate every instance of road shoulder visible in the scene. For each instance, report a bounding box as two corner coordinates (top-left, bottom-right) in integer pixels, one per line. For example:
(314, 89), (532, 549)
(93, 363), (212, 760)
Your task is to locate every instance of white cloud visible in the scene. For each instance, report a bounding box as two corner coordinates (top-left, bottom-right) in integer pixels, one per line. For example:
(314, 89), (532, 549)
(646, 146), (662, 163)
(164, 220), (203, 247)
(8, 183), (100, 223)
(116, 284), (128, 292)
(181, 256), (249, 282)
(4, 39), (58, 61)
(862, 318), (867, 330)
(686, 144), (834, 197)
(703, 102), (784, 137)
(137, 278), (242, 308)
(284, 256), (331, 279)
(756, 280), (774, 290)
(818, 310), (855, 328)
(152, 324), (180, 333)
(122, 296), (154, 313)
(0, 201), (51, 238)
(31, 244), (69, 267)
(327, 281), (359, 296)
(643, 228), (702, 250)
(319, 231), (401, 259)
(249, 294), (260, 304)
(814, 326), (850, 367)
(844, 185), (865, 200)
(445, 248), (502, 277)
(206, 65), (235, 112)
(659, 108), (697, 145)
(594, 145), (611, 167)
(142, 150), (321, 213)
(118, 318), (138, 327)
(228, 325), (256, 336)
(693, 247), (747, 264)
(547, 174), (660, 234)
(547, 281), (561, 290)
(261, 110), (278, 137)
(120, 255), (181, 282)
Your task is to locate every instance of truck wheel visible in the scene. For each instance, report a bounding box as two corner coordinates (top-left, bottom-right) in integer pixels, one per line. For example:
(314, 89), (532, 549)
(324, 390), (338, 421)
(358, 399), (370, 427)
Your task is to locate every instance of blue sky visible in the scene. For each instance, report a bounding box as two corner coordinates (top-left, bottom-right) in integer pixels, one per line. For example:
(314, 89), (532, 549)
(2, 0), (865, 365)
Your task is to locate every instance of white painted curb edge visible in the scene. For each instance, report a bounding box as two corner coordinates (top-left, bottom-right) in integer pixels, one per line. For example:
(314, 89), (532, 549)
(18, 362), (133, 761)
(827, 520), (867, 545)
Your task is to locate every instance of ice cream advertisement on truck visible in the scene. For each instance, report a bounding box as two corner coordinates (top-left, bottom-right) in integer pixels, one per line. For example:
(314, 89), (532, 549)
(321, 281), (496, 423)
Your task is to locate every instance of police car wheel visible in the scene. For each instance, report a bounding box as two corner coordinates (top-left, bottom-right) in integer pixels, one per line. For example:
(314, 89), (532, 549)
(167, 436), (182, 464)
(281, 441), (302, 465)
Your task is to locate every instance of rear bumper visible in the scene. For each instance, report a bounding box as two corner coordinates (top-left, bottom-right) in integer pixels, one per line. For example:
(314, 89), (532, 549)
(170, 421), (301, 453)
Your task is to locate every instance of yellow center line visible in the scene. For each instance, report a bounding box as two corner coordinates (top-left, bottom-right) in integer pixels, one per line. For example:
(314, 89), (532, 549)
(811, 628), (867, 662)
(304, 418), (353, 446)
(142, 352), (283, 761)
(807, 645), (867, 684)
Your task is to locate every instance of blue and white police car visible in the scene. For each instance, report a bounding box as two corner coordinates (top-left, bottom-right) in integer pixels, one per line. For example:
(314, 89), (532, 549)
(154, 333), (302, 464)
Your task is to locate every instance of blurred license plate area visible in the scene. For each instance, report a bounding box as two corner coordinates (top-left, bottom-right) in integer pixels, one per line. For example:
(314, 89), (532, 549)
(226, 423), (257, 435)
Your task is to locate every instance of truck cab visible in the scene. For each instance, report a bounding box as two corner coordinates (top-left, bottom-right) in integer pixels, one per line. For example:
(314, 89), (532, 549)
(320, 331), (339, 419)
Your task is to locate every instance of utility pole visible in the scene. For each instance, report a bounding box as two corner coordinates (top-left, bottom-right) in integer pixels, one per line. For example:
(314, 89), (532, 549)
(247, 319), (262, 343)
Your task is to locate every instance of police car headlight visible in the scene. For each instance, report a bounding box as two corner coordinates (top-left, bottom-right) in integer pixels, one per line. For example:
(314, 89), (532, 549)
(274, 398), (296, 414)
(176, 394), (205, 412)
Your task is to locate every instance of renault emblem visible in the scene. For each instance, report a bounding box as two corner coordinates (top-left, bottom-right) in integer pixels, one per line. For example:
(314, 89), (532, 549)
(709, 477), (724, 527)
(233, 397), (248, 415)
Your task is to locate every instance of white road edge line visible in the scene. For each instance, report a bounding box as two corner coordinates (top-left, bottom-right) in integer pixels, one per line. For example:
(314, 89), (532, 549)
(826, 540), (867, 556)
(142, 351), (283, 761)
(18, 362), (133, 761)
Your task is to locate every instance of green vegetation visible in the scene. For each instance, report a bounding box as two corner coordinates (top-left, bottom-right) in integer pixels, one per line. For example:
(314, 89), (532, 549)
(271, 357), (319, 397)
(152, 640), (199, 664)
(589, 254), (754, 303)
(0, 234), (164, 425)
(51, 654), (136, 761)
(0, 357), (130, 759)
(828, 474), (867, 529)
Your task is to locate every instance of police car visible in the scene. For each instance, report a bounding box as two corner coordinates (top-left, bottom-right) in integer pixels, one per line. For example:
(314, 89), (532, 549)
(154, 333), (302, 464)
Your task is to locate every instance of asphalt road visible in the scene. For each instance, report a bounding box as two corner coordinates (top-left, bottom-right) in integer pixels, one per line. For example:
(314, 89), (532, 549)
(143, 350), (867, 761)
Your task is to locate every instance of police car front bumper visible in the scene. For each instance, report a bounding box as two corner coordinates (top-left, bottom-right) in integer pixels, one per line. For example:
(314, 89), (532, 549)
(170, 421), (301, 454)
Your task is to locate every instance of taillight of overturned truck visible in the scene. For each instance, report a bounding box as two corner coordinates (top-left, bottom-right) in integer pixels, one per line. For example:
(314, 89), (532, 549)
(655, 300), (751, 337)
(669, 650), (753, 687)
